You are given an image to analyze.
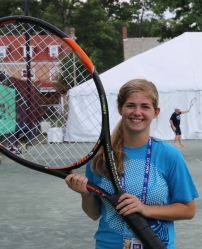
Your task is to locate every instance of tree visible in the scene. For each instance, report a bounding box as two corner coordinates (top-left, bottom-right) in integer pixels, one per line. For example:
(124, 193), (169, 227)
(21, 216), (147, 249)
(0, 0), (24, 17)
(100, 0), (164, 38)
(151, 0), (202, 41)
(44, 0), (82, 34)
(127, 18), (160, 37)
(71, 0), (123, 73)
(0, 0), (54, 19)
(28, 0), (53, 20)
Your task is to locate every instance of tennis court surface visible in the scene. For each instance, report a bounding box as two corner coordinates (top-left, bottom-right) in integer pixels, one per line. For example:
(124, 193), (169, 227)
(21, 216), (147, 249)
(0, 139), (201, 249)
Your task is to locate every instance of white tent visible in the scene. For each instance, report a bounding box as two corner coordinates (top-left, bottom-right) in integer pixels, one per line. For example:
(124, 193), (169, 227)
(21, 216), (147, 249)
(64, 32), (202, 142)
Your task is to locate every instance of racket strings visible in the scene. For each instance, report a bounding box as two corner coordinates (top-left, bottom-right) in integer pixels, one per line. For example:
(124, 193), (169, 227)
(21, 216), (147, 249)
(0, 20), (102, 167)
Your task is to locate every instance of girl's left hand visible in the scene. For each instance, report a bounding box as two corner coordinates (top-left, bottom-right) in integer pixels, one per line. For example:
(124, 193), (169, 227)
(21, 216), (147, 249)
(116, 193), (147, 217)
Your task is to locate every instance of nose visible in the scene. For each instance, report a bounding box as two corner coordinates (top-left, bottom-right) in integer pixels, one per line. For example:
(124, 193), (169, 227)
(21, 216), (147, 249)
(132, 106), (141, 115)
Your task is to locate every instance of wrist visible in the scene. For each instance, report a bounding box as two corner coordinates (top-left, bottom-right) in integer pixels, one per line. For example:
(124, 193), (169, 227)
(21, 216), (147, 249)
(81, 190), (92, 198)
(142, 204), (150, 218)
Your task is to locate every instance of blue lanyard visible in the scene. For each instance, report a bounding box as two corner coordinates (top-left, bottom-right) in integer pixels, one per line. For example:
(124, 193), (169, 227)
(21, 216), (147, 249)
(141, 136), (152, 204)
(120, 137), (152, 204)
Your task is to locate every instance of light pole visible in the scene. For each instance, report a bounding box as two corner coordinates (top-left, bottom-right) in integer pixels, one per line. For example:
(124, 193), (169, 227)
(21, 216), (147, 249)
(70, 28), (76, 86)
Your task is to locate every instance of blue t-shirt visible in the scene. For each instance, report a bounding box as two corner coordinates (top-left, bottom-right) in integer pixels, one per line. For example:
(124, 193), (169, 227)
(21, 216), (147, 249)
(85, 139), (199, 249)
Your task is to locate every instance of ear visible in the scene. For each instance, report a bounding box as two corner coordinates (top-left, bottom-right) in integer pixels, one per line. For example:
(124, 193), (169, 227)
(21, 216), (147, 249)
(153, 107), (160, 119)
(118, 106), (122, 116)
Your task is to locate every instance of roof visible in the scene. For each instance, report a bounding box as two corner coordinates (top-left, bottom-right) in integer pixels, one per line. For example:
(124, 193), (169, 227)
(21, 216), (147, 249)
(102, 32), (202, 92)
(123, 37), (169, 60)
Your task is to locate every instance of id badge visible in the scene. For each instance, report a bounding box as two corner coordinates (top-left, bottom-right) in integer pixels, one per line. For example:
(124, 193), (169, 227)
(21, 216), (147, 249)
(123, 223), (143, 249)
(123, 238), (143, 249)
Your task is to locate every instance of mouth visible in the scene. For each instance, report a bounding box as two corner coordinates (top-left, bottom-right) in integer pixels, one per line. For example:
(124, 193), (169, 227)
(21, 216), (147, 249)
(131, 118), (143, 123)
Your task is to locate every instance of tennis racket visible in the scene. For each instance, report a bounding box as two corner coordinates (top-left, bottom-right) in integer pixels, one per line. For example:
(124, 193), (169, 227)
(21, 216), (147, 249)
(189, 97), (196, 110)
(0, 16), (166, 249)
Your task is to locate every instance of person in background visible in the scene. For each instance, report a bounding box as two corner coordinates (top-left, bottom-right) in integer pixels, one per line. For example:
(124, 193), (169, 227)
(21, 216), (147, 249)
(66, 79), (198, 249)
(169, 106), (189, 148)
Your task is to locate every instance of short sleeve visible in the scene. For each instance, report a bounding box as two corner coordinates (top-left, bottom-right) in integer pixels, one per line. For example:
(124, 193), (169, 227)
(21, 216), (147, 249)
(170, 113), (174, 120)
(168, 152), (199, 203)
(85, 161), (101, 200)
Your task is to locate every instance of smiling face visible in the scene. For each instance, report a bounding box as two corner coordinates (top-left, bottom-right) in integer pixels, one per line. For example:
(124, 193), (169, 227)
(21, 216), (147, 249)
(118, 91), (160, 136)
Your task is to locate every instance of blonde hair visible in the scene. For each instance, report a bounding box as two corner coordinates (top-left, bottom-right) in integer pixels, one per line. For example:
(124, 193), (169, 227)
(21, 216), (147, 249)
(92, 79), (159, 177)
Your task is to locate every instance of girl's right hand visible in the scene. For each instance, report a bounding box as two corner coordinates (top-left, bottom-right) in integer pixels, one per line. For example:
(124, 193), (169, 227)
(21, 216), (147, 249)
(65, 173), (89, 195)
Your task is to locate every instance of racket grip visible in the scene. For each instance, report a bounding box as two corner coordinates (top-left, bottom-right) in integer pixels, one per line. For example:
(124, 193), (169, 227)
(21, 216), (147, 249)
(123, 213), (167, 249)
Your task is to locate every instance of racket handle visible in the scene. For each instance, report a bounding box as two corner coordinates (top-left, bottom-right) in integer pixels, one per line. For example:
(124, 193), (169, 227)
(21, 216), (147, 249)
(123, 213), (167, 249)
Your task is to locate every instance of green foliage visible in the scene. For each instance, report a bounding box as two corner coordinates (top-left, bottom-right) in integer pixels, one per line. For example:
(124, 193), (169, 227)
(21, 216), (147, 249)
(44, 0), (83, 34)
(71, 0), (123, 73)
(43, 2), (64, 29)
(127, 19), (160, 37)
(151, 0), (202, 40)
(0, 0), (24, 17)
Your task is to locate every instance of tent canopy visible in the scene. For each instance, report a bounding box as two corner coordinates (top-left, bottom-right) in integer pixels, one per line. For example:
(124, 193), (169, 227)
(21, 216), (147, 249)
(65, 32), (202, 142)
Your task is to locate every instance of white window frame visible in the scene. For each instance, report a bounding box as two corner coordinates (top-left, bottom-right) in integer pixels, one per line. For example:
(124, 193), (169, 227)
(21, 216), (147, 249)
(50, 67), (59, 82)
(21, 46), (34, 57)
(0, 46), (7, 58)
(49, 46), (59, 57)
(21, 68), (35, 80)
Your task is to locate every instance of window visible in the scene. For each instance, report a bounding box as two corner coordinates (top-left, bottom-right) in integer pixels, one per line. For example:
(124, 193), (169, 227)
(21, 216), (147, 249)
(50, 68), (59, 82)
(21, 68), (35, 80)
(49, 46), (59, 57)
(21, 46), (34, 57)
(0, 70), (7, 83)
(0, 46), (7, 58)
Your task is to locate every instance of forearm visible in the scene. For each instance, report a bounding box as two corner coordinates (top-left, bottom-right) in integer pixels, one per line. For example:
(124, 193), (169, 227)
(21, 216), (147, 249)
(65, 173), (101, 220)
(81, 192), (101, 220)
(181, 110), (189, 114)
(144, 200), (196, 221)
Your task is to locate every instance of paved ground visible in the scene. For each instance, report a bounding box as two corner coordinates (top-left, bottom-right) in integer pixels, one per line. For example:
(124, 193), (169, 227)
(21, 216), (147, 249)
(0, 139), (201, 249)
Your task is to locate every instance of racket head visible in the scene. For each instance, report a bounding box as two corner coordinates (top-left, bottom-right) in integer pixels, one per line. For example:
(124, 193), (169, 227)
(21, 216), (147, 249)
(189, 97), (197, 110)
(0, 15), (108, 172)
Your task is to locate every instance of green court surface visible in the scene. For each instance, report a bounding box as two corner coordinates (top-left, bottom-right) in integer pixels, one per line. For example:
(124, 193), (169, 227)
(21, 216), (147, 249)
(0, 139), (201, 249)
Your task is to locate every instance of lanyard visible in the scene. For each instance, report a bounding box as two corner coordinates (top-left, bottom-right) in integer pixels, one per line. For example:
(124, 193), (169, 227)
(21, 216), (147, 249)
(141, 136), (152, 204)
(120, 137), (152, 204)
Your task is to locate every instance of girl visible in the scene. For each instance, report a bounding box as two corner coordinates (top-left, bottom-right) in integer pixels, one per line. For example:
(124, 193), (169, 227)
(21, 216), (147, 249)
(65, 79), (198, 249)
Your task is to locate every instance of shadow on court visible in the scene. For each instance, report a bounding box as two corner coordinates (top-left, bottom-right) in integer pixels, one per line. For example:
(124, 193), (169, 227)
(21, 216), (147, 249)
(0, 139), (201, 249)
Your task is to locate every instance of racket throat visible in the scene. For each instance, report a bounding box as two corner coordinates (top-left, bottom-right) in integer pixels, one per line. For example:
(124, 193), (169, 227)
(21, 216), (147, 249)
(103, 190), (123, 207)
(109, 190), (123, 207)
(87, 182), (123, 207)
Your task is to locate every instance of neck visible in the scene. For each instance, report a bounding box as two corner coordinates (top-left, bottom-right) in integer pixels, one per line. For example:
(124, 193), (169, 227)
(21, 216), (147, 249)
(123, 131), (150, 148)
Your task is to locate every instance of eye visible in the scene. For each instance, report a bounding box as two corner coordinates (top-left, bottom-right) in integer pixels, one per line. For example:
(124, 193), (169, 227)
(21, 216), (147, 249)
(142, 105), (150, 109)
(126, 103), (135, 108)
